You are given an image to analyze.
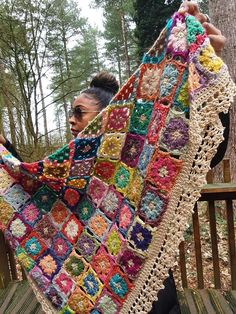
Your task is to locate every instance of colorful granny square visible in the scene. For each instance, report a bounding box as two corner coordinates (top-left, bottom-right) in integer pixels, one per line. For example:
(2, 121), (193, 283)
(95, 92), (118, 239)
(138, 142), (155, 177)
(73, 137), (101, 160)
(121, 133), (145, 168)
(61, 214), (83, 244)
(50, 200), (70, 228)
(129, 101), (153, 136)
(45, 285), (66, 309)
(53, 269), (76, 297)
(117, 201), (135, 236)
(79, 111), (108, 139)
(20, 202), (42, 227)
(95, 289), (121, 314)
(118, 248), (145, 279)
(29, 265), (50, 291)
(87, 176), (108, 207)
(100, 186), (123, 220)
(4, 184), (30, 210)
(114, 162), (134, 195)
(87, 210), (111, 241)
(61, 187), (81, 209)
(15, 246), (35, 271)
(63, 250), (88, 280)
(138, 184), (168, 226)
(74, 196), (94, 223)
(91, 246), (114, 282)
(47, 144), (71, 163)
(98, 133), (126, 160)
(0, 198), (14, 229)
(105, 267), (133, 302)
(43, 160), (70, 180)
(0, 168), (15, 195)
(106, 104), (132, 132)
(35, 215), (57, 245)
(79, 267), (103, 302)
(147, 102), (170, 145)
(113, 74), (136, 101)
(128, 170), (144, 206)
(8, 213), (31, 242)
(37, 250), (60, 279)
(51, 233), (72, 261)
(68, 287), (93, 314)
(136, 63), (163, 100)
(159, 114), (189, 154)
(104, 225), (125, 260)
(31, 185), (57, 213)
(94, 159), (117, 183)
(66, 176), (89, 191)
(70, 158), (95, 177)
(21, 231), (47, 260)
(127, 217), (154, 255)
(4, 229), (19, 250)
(146, 150), (183, 192)
(76, 231), (99, 262)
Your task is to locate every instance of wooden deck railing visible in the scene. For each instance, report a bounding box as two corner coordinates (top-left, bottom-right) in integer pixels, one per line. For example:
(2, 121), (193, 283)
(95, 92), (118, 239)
(178, 159), (236, 290)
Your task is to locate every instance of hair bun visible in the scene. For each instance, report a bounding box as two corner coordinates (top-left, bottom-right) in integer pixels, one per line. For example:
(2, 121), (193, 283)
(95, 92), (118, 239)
(90, 71), (119, 95)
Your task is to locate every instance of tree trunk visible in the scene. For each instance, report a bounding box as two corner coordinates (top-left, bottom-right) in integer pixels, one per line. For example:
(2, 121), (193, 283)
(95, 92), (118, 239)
(120, 10), (131, 78)
(208, 0), (236, 181)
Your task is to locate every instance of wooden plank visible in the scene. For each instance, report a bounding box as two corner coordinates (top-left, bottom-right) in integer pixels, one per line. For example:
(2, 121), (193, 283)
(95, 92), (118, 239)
(225, 291), (236, 312)
(184, 289), (198, 314)
(198, 289), (217, 314)
(177, 290), (191, 314)
(201, 183), (236, 194)
(190, 289), (208, 314)
(0, 231), (11, 288)
(223, 160), (236, 290)
(10, 286), (32, 314)
(208, 289), (233, 314)
(208, 200), (221, 289)
(0, 282), (18, 314)
(179, 241), (188, 288)
(192, 204), (204, 289)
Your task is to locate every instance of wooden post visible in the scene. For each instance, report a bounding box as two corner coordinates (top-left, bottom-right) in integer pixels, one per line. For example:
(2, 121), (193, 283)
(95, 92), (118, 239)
(0, 231), (11, 288)
(223, 159), (236, 290)
(192, 204), (204, 289)
(179, 241), (188, 288)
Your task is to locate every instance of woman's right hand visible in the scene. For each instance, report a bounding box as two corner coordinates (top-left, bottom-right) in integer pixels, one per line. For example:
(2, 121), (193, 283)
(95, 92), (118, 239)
(0, 134), (6, 145)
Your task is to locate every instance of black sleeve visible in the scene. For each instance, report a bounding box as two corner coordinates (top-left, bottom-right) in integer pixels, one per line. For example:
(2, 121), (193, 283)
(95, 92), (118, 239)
(210, 112), (229, 168)
(4, 139), (23, 162)
(149, 270), (180, 314)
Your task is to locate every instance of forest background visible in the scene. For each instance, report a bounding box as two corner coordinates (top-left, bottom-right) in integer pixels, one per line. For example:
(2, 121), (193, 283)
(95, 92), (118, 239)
(0, 0), (235, 181)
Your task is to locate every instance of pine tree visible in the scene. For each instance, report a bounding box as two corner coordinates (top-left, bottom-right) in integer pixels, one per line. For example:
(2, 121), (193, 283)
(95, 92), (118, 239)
(133, 0), (180, 58)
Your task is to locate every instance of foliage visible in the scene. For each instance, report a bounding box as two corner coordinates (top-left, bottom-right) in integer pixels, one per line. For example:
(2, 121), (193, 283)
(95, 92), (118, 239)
(133, 0), (180, 58)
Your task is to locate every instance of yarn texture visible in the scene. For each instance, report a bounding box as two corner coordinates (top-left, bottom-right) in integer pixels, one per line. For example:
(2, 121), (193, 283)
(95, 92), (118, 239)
(0, 12), (236, 314)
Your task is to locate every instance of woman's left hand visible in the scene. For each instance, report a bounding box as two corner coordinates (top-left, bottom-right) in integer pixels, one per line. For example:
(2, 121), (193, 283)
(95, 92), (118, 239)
(178, 1), (226, 56)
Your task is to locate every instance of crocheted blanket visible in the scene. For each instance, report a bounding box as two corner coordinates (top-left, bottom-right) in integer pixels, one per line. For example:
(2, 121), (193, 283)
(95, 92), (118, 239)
(0, 12), (235, 314)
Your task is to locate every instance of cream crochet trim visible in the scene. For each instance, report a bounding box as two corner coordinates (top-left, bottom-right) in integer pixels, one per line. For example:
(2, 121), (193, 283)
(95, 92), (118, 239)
(121, 66), (236, 313)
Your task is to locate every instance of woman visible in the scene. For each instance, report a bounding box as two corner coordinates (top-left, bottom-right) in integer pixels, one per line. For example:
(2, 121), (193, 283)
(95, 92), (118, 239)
(0, 2), (228, 313)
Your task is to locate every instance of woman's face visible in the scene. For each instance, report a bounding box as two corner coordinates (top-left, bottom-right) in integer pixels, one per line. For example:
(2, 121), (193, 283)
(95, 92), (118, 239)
(69, 93), (100, 137)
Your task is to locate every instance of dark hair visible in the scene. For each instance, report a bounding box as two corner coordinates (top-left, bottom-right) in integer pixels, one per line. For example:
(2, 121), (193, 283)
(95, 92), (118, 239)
(82, 72), (119, 109)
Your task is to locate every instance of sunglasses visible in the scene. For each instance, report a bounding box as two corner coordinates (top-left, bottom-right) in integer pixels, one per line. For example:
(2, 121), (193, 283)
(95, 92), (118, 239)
(68, 106), (100, 120)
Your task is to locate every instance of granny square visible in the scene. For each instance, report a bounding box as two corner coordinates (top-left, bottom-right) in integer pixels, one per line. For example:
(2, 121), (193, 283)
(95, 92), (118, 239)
(73, 137), (101, 160)
(121, 133), (145, 168)
(31, 185), (57, 213)
(129, 101), (153, 136)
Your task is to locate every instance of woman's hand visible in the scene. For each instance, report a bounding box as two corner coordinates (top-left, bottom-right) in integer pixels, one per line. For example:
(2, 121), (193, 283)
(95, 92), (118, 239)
(179, 1), (226, 56)
(0, 134), (6, 145)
